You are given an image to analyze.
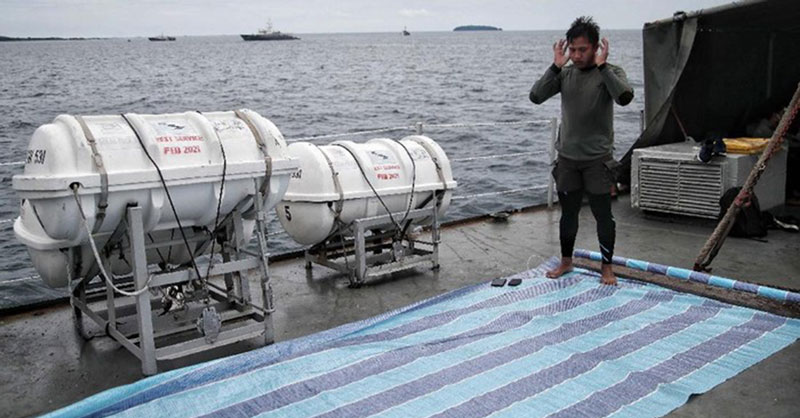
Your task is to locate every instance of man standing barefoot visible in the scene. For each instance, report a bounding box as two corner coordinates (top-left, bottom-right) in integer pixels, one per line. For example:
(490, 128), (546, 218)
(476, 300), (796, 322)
(529, 16), (634, 285)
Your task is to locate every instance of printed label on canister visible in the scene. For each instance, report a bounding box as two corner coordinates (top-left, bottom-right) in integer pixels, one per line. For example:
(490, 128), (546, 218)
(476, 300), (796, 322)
(91, 121), (138, 150)
(152, 121), (204, 156)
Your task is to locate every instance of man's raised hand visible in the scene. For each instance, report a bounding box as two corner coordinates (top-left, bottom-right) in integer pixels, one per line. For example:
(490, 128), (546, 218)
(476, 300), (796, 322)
(553, 39), (569, 68)
(595, 37), (609, 66)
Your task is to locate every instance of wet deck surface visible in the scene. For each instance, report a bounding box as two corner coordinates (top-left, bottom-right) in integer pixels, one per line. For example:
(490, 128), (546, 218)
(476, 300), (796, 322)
(1, 195), (798, 417)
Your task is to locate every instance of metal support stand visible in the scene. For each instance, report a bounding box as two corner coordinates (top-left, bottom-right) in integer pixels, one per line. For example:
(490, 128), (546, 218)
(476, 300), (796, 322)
(547, 117), (558, 209)
(70, 196), (274, 375)
(305, 203), (441, 288)
(639, 110), (645, 134)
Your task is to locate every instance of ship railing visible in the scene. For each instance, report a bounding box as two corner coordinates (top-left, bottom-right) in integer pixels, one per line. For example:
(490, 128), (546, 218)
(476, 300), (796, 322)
(0, 118), (561, 285)
(285, 118), (560, 208)
(0, 118), (561, 231)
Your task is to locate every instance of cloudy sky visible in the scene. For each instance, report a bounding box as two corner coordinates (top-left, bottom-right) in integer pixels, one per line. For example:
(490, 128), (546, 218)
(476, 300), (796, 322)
(1, 0), (734, 37)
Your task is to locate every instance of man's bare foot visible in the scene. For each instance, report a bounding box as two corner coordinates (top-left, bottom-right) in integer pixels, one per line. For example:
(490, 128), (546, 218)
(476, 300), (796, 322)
(600, 264), (617, 286)
(546, 257), (573, 279)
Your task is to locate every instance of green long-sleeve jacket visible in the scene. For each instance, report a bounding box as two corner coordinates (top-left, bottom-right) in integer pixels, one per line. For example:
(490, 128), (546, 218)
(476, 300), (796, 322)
(530, 63), (634, 161)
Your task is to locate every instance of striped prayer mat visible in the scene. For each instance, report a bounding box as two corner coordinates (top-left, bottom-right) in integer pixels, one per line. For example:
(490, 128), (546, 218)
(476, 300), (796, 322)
(48, 257), (800, 418)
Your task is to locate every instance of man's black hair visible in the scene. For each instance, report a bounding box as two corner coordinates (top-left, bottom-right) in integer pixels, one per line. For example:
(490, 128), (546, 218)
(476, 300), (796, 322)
(566, 16), (600, 46)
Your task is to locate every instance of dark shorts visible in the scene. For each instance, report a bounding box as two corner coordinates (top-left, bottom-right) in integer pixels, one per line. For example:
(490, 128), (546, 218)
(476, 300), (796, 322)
(552, 155), (619, 195)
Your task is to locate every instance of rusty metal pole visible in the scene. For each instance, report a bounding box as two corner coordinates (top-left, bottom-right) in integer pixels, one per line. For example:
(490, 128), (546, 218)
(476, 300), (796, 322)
(693, 83), (800, 271)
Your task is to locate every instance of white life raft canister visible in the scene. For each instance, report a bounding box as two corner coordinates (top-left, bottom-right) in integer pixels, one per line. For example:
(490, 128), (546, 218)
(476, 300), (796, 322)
(13, 109), (299, 288)
(277, 135), (456, 245)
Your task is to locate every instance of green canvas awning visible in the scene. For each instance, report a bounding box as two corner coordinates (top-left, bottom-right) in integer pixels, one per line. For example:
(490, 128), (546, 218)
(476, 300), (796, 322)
(620, 0), (800, 184)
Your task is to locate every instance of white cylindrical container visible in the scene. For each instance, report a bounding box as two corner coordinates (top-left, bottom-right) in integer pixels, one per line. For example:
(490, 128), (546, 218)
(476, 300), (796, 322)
(13, 109), (299, 288)
(277, 135), (457, 245)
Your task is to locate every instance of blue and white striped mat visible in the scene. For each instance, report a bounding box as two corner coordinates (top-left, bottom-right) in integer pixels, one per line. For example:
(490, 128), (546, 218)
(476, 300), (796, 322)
(49, 257), (800, 418)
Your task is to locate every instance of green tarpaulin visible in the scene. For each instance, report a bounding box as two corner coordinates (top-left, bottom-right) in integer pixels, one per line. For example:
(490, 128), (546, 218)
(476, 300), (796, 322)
(620, 0), (800, 184)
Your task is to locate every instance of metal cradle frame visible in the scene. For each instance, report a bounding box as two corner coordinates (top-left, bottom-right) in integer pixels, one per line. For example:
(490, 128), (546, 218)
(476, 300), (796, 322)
(304, 201), (441, 287)
(69, 183), (274, 375)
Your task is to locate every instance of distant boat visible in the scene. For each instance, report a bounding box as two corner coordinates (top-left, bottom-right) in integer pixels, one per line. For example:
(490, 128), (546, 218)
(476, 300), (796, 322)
(148, 34), (176, 41)
(453, 25), (502, 32)
(241, 20), (299, 41)
(402, 26), (410, 36)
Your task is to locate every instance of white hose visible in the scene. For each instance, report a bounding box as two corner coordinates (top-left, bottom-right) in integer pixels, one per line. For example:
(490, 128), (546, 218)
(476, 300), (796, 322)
(72, 187), (152, 297)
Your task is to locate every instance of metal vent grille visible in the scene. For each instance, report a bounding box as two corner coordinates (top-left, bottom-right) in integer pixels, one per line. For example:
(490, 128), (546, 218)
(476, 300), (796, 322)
(638, 158), (723, 219)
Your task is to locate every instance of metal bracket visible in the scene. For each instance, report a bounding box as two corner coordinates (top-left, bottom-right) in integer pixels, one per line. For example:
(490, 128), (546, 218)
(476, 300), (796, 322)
(305, 202), (441, 287)
(69, 203), (275, 375)
(196, 306), (222, 344)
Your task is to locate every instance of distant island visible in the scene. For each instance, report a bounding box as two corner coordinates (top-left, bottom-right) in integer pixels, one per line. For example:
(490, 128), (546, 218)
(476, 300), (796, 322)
(453, 25), (502, 32)
(0, 36), (102, 42)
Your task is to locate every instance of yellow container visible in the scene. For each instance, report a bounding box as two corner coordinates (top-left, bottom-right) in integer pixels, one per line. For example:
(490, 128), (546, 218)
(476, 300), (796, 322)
(723, 137), (769, 154)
